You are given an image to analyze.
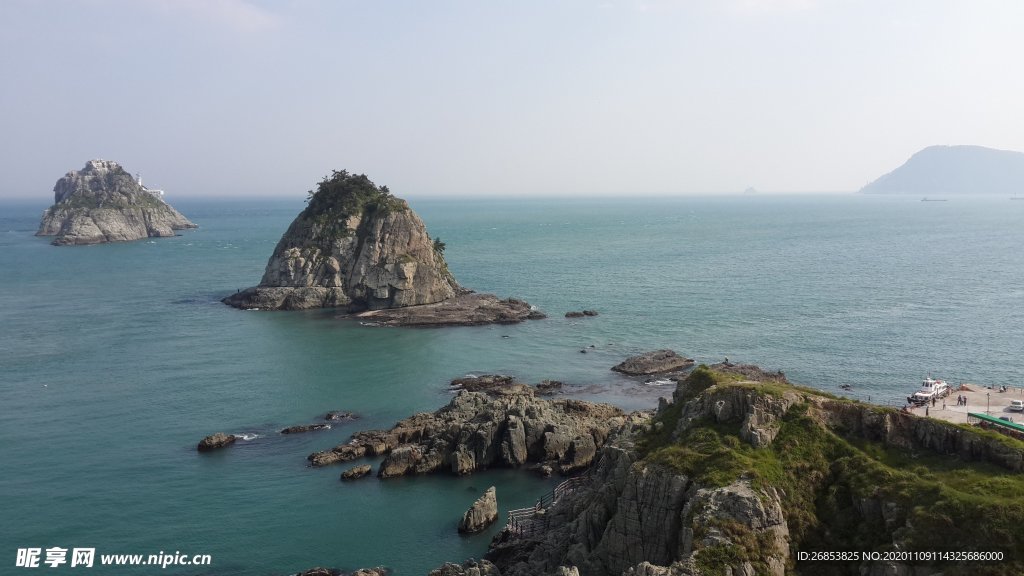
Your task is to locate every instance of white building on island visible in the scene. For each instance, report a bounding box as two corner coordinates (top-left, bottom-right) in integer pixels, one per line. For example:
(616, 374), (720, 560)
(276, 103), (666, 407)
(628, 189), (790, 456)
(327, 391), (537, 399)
(136, 173), (164, 197)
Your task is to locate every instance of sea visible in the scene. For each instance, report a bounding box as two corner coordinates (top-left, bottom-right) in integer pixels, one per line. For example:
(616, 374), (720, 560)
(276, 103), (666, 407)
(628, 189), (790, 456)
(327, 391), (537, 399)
(2, 194), (1023, 575)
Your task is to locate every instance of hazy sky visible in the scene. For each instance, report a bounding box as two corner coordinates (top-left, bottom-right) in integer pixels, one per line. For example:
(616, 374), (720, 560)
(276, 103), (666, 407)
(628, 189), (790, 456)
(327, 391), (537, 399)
(3, 0), (1023, 199)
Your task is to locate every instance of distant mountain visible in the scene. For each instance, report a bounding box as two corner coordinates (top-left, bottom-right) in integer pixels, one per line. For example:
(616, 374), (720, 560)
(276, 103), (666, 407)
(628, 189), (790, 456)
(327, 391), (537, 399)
(860, 145), (1024, 195)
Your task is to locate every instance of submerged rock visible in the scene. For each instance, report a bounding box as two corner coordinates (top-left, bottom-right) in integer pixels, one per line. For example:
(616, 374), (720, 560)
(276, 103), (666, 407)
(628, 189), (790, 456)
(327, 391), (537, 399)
(280, 424), (331, 434)
(458, 486), (499, 534)
(611, 349), (694, 376)
(340, 464), (373, 481)
(223, 170), (543, 325)
(36, 160), (196, 245)
(354, 293), (544, 327)
(325, 411), (357, 421)
(196, 433), (236, 452)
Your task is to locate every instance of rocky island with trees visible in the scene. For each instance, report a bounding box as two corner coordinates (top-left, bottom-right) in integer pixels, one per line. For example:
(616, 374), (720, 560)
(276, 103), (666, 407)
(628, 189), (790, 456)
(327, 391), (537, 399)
(36, 159), (196, 245)
(223, 170), (545, 326)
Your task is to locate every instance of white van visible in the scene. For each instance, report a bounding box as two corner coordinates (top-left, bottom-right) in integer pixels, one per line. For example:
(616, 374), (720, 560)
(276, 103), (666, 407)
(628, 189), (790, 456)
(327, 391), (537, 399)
(1009, 400), (1024, 412)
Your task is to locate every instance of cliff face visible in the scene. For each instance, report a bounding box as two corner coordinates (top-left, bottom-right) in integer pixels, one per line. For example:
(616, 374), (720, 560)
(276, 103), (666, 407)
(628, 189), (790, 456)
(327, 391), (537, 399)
(223, 171), (459, 311)
(36, 160), (196, 245)
(486, 366), (1024, 576)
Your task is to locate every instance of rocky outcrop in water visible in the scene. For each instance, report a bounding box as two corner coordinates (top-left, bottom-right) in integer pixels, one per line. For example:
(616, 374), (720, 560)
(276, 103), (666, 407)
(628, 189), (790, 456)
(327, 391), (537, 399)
(459, 486), (499, 533)
(611, 350), (694, 376)
(307, 384), (649, 475)
(36, 160), (196, 245)
(325, 411), (357, 421)
(280, 424), (331, 434)
(340, 464), (373, 481)
(196, 433), (236, 452)
(223, 170), (543, 325)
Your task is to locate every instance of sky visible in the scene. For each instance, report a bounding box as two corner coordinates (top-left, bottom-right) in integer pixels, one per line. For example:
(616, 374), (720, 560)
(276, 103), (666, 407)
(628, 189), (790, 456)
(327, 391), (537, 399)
(2, 0), (1023, 199)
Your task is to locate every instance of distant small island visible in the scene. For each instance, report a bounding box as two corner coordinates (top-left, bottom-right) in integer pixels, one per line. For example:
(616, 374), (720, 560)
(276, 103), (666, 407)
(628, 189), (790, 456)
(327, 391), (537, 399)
(223, 170), (545, 326)
(36, 160), (196, 245)
(860, 145), (1024, 195)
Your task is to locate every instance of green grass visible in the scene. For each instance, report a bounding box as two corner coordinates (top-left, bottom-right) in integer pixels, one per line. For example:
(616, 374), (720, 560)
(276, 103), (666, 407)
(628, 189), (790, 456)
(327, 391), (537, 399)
(693, 520), (778, 576)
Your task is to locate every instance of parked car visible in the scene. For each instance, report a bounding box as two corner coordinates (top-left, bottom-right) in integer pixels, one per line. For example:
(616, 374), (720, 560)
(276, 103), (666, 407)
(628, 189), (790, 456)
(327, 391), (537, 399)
(1008, 400), (1024, 412)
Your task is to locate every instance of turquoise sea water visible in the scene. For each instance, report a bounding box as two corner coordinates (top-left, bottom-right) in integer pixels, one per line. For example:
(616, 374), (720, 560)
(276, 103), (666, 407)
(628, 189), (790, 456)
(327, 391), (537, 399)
(2, 194), (1024, 574)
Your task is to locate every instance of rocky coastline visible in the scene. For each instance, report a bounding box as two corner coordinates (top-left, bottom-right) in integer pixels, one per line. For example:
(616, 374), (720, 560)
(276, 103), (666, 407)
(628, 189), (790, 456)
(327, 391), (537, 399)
(184, 351), (1024, 576)
(474, 364), (1024, 576)
(36, 160), (196, 245)
(288, 359), (1024, 575)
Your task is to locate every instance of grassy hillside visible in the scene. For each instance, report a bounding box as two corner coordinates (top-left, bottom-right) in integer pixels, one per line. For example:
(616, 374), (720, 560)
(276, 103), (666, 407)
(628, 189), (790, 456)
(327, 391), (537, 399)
(639, 366), (1024, 575)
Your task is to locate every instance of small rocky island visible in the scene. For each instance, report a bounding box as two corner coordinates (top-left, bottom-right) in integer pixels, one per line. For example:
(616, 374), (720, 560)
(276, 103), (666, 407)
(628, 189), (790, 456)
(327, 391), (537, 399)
(36, 160), (196, 245)
(223, 170), (544, 325)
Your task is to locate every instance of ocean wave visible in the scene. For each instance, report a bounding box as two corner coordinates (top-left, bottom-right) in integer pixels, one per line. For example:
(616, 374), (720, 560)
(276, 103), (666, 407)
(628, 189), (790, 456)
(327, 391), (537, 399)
(234, 433), (260, 441)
